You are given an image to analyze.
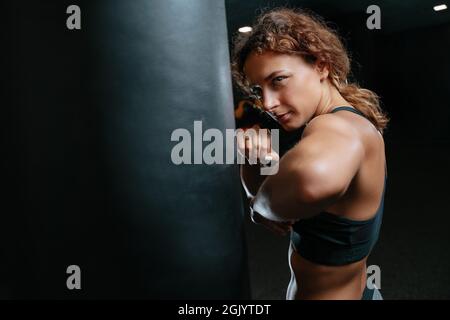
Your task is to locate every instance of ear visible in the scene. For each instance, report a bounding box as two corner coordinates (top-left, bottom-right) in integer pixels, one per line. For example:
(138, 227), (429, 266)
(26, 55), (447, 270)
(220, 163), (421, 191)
(315, 61), (329, 82)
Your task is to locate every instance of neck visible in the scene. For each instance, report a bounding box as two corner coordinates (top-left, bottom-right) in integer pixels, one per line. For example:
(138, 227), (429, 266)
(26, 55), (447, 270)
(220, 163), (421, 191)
(313, 80), (350, 118)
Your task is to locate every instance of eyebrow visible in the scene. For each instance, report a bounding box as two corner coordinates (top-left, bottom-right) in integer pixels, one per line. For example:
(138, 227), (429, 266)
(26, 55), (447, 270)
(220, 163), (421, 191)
(250, 70), (286, 87)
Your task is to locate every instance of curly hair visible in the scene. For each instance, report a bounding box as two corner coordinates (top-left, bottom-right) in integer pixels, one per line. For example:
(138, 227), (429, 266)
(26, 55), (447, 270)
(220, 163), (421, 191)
(231, 7), (389, 133)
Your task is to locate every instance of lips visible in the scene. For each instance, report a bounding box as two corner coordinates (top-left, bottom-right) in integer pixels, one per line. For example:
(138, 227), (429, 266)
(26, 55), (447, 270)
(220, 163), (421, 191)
(276, 112), (292, 123)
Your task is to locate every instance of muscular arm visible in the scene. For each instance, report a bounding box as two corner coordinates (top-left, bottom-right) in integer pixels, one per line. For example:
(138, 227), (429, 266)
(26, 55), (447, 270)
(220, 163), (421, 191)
(252, 116), (365, 222)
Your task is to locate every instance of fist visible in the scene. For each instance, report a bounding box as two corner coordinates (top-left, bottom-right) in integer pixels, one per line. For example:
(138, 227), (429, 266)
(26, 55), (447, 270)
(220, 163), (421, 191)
(237, 124), (279, 165)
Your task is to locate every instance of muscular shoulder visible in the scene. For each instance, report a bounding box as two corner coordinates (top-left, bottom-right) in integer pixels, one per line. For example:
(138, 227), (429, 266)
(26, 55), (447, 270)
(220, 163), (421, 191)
(304, 112), (360, 141)
(281, 113), (365, 202)
(298, 113), (365, 159)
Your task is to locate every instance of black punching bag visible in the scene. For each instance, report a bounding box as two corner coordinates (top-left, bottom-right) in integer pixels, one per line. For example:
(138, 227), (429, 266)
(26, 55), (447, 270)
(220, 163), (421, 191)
(2, 0), (250, 299)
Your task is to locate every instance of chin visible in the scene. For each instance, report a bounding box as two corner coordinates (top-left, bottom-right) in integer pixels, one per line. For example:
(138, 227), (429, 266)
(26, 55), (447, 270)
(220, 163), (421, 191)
(281, 115), (304, 132)
(281, 124), (297, 132)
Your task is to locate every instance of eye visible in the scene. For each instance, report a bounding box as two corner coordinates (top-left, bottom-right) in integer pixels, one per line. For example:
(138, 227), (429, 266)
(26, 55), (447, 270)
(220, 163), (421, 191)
(272, 76), (287, 85)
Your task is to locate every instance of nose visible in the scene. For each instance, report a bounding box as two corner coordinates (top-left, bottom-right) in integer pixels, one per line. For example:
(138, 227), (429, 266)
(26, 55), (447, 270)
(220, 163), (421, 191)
(261, 91), (279, 112)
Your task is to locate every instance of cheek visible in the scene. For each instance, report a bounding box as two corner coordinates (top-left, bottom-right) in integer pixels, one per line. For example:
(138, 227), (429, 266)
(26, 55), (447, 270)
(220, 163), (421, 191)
(287, 76), (322, 111)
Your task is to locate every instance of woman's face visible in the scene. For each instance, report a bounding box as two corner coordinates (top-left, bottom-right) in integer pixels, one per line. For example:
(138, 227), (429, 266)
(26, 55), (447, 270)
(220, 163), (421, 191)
(243, 50), (325, 131)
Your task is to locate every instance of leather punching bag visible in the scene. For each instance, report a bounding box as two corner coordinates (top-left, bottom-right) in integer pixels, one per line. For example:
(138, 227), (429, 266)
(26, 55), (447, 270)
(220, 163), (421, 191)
(2, 0), (250, 299)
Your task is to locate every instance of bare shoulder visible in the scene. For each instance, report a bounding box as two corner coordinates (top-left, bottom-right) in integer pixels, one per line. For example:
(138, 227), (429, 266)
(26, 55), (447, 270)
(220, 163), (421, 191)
(300, 109), (382, 154)
(279, 113), (366, 201)
(298, 112), (364, 156)
(302, 113), (358, 138)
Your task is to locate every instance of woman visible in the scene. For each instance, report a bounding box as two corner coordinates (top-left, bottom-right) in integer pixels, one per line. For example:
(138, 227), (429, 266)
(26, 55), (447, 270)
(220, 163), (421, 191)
(232, 8), (389, 300)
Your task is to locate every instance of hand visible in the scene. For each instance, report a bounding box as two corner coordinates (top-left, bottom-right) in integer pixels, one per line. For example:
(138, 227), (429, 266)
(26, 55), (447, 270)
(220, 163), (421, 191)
(237, 124), (280, 165)
(249, 198), (295, 237)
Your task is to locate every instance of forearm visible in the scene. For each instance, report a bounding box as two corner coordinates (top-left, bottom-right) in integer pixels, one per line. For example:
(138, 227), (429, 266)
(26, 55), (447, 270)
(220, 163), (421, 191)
(240, 163), (267, 200)
(252, 161), (337, 222)
(252, 174), (315, 222)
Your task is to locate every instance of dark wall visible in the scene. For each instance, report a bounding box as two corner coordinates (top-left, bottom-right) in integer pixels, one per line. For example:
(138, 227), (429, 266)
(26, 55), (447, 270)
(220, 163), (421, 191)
(331, 14), (450, 142)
